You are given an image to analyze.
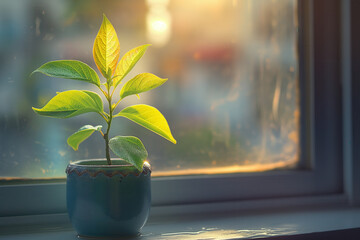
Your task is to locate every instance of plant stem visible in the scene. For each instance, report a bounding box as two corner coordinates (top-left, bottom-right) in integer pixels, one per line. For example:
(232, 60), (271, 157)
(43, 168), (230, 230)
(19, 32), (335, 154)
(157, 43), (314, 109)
(113, 98), (122, 110)
(99, 112), (108, 122)
(104, 81), (114, 165)
(104, 132), (111, 165)
(99, 130), (104, 137)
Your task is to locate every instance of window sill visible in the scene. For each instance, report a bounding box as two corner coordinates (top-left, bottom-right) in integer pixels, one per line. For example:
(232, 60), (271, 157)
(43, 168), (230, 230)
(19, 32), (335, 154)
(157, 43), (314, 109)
(1, 196), (360, 240)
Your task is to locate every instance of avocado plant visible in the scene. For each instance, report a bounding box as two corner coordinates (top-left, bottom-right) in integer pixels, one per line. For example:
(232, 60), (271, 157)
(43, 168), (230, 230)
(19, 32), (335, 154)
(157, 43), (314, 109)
(32, 14), (176, 171)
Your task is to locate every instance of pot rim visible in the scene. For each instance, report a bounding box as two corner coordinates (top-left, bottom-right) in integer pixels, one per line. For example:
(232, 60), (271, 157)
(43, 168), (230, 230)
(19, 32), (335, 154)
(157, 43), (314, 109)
(69, 159), (138, 168)
(66, 159), (151, 177)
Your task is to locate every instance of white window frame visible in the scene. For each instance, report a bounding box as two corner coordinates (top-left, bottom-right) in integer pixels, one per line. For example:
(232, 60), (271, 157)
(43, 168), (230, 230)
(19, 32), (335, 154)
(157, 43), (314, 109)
(0, 0), (352, 217)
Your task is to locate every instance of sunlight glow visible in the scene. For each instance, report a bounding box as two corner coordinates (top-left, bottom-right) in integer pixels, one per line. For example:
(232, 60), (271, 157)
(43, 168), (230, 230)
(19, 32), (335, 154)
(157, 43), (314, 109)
(151, 20), (168, 33)
(146, 1), (171, 46)
(152, 157), (297, 177)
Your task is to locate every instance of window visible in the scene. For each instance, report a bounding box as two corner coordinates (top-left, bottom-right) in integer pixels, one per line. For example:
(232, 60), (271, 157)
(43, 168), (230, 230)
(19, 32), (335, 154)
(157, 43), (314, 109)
(1, 0), (298, 178)
(0, 0), (345, 216)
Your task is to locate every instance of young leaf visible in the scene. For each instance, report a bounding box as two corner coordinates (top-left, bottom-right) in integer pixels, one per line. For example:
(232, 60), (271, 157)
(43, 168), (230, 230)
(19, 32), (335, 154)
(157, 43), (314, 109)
(32, 60), (101, 87)
(113, 44), (151, 87)
(120, 73), (167, 100)
(82, 90), (104, 112)
(32, 90), (103, 118)
(67, 125), (102, 151)
(109, 136), (148, 171)
(93, 14), (120, 78)
(115, 104), (176, 144)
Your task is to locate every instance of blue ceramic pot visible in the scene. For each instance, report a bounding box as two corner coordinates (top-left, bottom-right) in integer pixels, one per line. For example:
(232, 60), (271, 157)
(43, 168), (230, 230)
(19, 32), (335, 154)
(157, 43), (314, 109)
(66, 159), (151, 238)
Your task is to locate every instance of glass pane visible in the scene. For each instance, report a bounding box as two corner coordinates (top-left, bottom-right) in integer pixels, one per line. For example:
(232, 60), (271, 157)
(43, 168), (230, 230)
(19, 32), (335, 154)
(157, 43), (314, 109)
(0, 0), (299, 179)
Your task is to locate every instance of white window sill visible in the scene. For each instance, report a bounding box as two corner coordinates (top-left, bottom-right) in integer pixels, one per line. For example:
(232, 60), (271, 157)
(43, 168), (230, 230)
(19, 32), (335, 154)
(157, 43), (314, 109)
(1, 196), (360, 240)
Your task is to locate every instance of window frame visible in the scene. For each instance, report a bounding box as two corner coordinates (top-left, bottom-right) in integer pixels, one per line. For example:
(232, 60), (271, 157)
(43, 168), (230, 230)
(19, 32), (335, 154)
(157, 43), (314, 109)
(344, 0), (360, 206)
(0, 0), (346, 217)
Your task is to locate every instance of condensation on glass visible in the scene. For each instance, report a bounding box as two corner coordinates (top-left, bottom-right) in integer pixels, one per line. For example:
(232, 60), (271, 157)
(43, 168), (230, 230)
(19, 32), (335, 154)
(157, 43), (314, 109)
(0, 0), (299, 179)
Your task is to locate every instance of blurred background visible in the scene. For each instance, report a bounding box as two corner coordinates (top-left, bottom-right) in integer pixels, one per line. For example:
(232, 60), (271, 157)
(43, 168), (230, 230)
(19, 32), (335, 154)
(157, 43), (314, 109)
(0, 0), (299, 178)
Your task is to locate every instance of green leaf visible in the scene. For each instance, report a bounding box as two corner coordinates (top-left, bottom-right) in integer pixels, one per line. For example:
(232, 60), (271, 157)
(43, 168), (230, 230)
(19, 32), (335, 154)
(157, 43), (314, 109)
(119, 73), (167, 100)
(113, 44), (151, 87)
(109, 136), (148, 171)
(32, 90), (103, 118)
(93, 14), (120, 78)
(115, 104), (176, 144)
(32, 60), (101, 87)
(67, 125), (102, 151)
(82, 90), (104, 112)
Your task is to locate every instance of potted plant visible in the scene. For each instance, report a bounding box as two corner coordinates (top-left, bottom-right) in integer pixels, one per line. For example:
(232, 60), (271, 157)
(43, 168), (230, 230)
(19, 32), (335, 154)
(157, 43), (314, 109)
(31, 14), (176, 238)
